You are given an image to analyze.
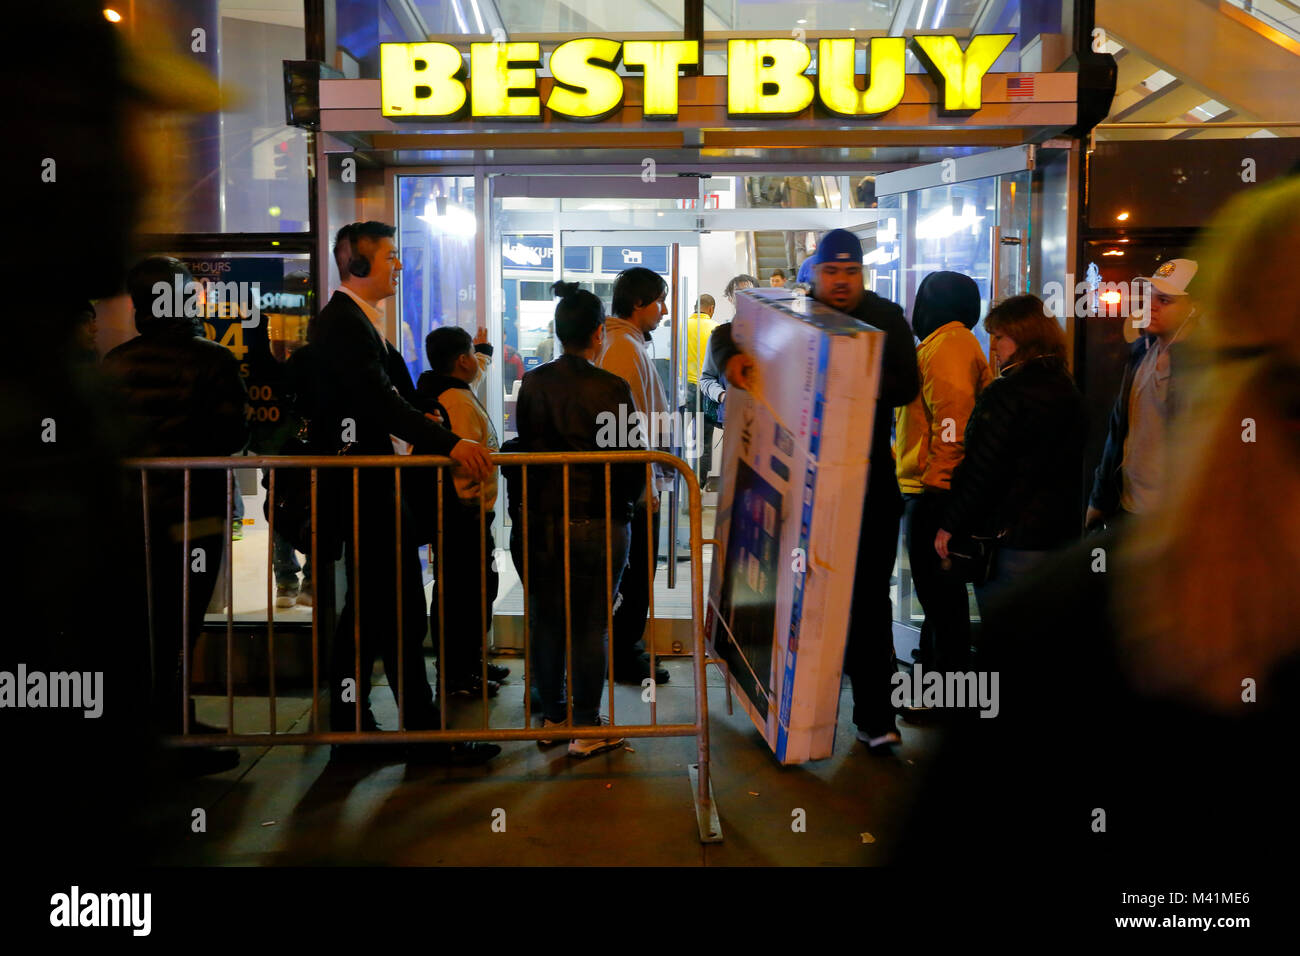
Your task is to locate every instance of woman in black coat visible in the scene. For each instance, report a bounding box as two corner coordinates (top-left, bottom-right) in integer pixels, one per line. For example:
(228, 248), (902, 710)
(934, 294), (1086, 616)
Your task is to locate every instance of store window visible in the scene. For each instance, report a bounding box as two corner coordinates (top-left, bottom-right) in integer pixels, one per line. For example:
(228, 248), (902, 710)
(127, 0), (308, 234)
(396, 175), (478, 383)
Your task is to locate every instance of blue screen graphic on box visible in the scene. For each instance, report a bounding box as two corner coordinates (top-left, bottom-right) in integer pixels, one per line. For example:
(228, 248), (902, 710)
(716, 460), (782, 720)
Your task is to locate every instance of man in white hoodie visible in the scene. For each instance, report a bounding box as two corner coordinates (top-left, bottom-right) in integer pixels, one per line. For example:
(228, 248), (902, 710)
(598, 267), (673, 685)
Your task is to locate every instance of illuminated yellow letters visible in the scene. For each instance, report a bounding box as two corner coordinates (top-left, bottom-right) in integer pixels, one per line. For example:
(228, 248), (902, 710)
(546, 38), (624, 121)
(910, 34), (1014, 114)
(623, 41), (699, 119)
(380, 42), (466, 118)
(816, 37), (906, 118)
(470, 41), (543, 120)
(378, 34), (1018, 122)
(727, 39), (814, 118)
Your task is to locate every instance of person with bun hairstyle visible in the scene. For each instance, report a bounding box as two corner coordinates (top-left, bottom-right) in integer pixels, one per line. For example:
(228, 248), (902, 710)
(503, 281), (647, 758)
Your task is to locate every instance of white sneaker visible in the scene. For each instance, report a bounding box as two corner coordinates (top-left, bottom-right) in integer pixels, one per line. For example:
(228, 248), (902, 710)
(567, 716), (625, 759)
(537, 718), (568, 748)
(855, 729), (901, 754)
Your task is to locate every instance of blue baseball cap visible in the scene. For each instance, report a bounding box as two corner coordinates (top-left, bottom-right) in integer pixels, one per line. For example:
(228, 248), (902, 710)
(815, 228), (864, 265)
(796, 256), (816, 285)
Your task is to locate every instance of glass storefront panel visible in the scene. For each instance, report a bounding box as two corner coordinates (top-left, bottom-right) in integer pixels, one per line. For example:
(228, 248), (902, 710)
(128, 0), (308, 234)
(396, 175), (479, 383)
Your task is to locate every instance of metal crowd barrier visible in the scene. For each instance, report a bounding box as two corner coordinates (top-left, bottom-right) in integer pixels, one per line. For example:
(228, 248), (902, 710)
(127, 451), (722, 844)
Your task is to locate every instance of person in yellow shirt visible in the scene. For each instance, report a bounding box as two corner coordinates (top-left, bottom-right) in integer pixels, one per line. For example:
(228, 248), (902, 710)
(684, 294), (717, 483)
(893, 271), (993, 684)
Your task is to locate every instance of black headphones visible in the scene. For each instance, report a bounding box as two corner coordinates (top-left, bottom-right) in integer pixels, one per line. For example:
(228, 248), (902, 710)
(343, 224), (370, 278)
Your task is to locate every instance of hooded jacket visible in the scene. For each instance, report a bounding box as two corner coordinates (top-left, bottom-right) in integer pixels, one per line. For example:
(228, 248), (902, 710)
(414, 370), (499, 509)
(894, 272), (993, 494)
(597, 315), (672, 498)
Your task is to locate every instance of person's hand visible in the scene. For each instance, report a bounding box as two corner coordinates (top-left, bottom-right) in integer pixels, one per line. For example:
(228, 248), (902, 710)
(450, 439), (493, 483)
(650, 492), (661, 514)
(474, 325), (488, 346)
(1084, 506), (1104, 532)
(424, 410), (444, 426)
(718, 390), (726, 404)
(724, 353), (758, 392)
(934, 528), (952, 561)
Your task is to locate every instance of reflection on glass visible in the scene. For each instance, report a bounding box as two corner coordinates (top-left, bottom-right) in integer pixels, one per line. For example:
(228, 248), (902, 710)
(398, 176), (478, 383)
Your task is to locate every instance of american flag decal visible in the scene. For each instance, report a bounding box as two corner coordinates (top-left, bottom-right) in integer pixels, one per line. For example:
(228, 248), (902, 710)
(1007, 75), (1035, 100)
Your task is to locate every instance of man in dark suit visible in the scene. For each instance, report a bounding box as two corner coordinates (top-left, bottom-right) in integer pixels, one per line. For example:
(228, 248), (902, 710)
(307, 221), (497, 764)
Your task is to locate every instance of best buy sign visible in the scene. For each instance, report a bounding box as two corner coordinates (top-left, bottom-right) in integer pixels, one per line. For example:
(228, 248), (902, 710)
(380, 35), (1016, 121)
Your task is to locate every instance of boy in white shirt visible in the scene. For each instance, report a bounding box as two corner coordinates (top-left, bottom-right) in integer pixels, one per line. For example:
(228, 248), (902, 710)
(415, 327), (508, 697)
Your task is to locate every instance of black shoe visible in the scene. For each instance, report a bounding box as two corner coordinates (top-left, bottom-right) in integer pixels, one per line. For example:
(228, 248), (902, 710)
(895, 703), (938, 724)
(486, 662), (511, 683)
(448, 675), (502, 698)
(614, 654), (669, 685)
(405, 741), (501, 766)
(165, 747), (240, 777)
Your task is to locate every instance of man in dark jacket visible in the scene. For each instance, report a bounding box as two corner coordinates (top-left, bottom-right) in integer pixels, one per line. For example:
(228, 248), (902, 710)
(709, 230), (920, 754)
(103, 256), (250, 751)
(504, 282), (646, 757)
(306, 221), (496, 764)
(1086, 259), (1200, 530)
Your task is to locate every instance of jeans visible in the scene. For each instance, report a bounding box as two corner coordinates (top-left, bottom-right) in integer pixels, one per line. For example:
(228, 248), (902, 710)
(272, 531), (312, 588)
(612, 503), (661, 668)
(844, 488), (904, 737)
(685, 383), (715, 482)
(430, 505), (499, 683)
(904, 492), (971, 673)
(974, 546), (1054, 669)
(512, 516), (629, 726)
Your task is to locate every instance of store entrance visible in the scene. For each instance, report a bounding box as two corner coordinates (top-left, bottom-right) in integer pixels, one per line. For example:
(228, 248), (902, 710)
(392, 150), (1042, 652)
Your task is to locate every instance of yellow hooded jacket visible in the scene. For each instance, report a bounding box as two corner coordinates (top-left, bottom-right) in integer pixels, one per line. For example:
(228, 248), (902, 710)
(895, 321), (993, 494)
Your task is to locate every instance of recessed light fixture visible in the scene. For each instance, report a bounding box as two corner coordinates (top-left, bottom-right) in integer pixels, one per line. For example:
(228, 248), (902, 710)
(103, 8), (121, 21)
(1116, 211), (1130, 221)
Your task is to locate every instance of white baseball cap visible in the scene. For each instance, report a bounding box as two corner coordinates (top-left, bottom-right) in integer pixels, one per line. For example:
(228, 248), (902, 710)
(1137, 258), (1199, 296)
